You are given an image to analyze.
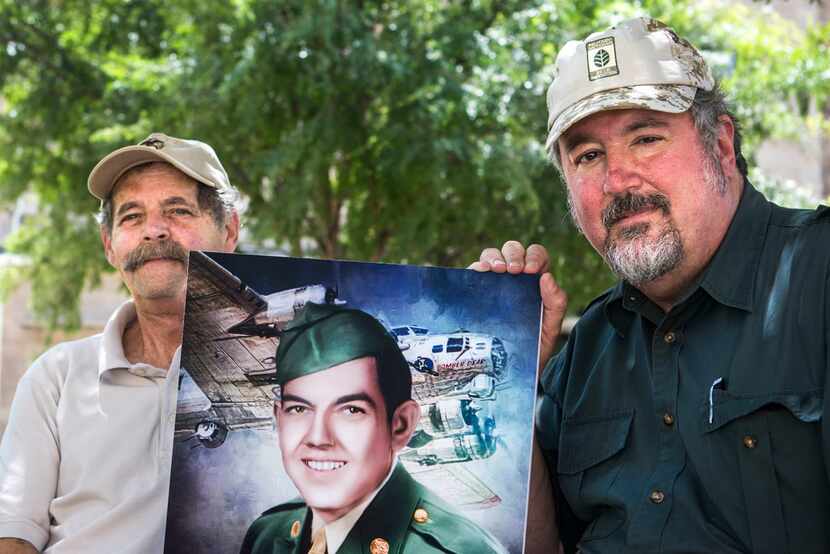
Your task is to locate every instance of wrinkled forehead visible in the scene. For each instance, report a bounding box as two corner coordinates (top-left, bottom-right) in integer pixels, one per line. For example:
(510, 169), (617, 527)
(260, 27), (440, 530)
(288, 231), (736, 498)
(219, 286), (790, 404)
(110, 162), (200, 205)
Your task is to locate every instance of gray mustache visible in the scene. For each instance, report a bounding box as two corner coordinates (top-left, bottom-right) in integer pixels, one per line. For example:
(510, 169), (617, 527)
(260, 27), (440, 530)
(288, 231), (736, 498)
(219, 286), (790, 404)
(123, 239), (188, 272)
(602, 193), (670, 229)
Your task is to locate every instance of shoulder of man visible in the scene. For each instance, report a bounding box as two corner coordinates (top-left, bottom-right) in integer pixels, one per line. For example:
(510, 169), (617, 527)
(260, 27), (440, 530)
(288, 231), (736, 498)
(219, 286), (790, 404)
(405, 487), (508, 554)
(240, 498), (307, 552)
(768, 198), (830, 227)
(577, 285), (617, 322)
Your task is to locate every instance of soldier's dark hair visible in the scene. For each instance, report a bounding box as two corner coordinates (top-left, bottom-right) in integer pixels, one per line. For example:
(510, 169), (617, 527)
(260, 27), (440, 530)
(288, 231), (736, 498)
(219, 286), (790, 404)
(97, 162), (236, 234)
(374, 348), (414, 424)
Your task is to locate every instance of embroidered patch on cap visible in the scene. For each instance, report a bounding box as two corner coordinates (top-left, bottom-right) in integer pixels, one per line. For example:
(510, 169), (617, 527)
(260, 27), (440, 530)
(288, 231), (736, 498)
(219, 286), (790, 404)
(586, 37), (619, 81)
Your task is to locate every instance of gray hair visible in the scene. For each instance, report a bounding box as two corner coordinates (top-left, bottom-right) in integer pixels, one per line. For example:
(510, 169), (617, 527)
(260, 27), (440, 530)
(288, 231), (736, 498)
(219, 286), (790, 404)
(97, 162), (239, 234)
(548, 82), (748, 180)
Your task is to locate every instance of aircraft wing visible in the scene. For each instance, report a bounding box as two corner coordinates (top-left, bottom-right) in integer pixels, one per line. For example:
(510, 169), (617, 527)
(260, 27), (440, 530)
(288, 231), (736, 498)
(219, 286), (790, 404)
(177, 252), (278, 437)
(406, 463), (502, 510)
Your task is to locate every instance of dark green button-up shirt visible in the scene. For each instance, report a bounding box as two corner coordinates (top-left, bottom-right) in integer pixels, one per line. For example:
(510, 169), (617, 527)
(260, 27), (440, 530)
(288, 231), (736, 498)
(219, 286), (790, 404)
(537, 182), (830, 553)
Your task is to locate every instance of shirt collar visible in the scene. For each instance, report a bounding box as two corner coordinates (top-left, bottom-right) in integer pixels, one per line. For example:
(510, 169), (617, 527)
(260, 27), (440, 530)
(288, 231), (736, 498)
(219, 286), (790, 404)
(697, 181), (769, 312)
(313, 457), (398, 554)
(603, 180), (770, 334)
(98, 299), (173, 380)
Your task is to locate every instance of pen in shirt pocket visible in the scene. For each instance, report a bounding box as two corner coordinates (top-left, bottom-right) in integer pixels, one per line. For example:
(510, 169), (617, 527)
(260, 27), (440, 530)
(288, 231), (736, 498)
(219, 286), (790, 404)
(708, 377), (727, 424)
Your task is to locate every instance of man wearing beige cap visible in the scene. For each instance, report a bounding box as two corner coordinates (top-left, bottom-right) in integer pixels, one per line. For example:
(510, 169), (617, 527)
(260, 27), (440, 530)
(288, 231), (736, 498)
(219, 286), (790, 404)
(476, 17), (830, 553)
(0, 134), (239, 553)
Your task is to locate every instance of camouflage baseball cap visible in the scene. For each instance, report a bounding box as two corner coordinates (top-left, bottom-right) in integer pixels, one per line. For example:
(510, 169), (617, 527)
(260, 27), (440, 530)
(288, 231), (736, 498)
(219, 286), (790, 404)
(275, 303), (411, 388)
(87, 132), (233, 200)
(545, 17), (714, 153)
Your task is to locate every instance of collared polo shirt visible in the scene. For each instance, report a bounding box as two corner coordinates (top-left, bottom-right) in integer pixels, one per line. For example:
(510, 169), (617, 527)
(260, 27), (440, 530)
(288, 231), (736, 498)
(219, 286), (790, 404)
(537, 183), (830, 553)
(0, 300), (180, 553)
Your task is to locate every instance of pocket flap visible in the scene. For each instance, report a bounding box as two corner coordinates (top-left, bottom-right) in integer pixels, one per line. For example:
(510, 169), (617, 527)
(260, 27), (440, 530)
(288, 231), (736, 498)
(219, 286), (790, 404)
(703, 389), (823, 433)
(558, 410), (634, 474)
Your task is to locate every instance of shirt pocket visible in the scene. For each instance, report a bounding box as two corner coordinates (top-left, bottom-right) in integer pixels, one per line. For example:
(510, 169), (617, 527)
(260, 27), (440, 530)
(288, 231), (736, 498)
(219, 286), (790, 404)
(701, 389), (823, 554)
(557, 409), (634, 541)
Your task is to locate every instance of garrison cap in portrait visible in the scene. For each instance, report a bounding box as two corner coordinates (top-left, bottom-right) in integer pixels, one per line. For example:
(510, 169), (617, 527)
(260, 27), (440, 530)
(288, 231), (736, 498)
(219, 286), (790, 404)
(274, 303), (412, 393)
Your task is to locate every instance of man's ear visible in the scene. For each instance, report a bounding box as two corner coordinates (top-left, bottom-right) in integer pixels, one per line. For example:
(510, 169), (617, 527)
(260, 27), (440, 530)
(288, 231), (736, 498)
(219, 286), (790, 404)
(389, 399), (421, 452)
(223, 211), (240, 252)
(715, 114), (739, 182)
(100, 225), (116, 267)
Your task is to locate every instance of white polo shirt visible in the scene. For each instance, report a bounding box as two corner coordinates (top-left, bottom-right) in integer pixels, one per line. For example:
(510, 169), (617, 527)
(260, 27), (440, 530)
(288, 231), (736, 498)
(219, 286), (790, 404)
(0, 300), (179, 552)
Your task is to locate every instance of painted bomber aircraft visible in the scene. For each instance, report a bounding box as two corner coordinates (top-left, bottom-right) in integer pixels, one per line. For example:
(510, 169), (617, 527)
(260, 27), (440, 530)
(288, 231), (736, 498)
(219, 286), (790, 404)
(177, 252), (508, 507)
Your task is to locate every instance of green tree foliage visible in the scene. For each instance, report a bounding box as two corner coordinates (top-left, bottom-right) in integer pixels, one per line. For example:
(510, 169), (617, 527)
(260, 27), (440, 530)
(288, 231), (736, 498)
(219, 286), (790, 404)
(1, 0), (828, 329)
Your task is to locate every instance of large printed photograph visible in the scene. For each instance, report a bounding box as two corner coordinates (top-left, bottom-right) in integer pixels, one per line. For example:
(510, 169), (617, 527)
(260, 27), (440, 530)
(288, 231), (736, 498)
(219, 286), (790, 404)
(164, 252), (542, 553)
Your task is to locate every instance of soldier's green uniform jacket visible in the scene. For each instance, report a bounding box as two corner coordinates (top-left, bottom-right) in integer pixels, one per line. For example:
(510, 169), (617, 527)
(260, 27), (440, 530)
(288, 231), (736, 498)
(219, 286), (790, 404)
(239, 462), (508, 554)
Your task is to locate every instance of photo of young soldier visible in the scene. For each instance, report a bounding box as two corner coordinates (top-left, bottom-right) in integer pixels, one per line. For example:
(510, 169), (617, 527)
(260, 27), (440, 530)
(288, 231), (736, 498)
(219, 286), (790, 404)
(164, 252), (541, 553)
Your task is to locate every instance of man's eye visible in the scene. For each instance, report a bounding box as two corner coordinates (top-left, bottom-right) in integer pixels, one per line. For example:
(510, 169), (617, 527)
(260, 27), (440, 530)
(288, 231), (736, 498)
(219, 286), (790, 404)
(635, 135), (662, 145)
(118, 214), (140, 225)
(342, 406), (366, 416)
(283, 405), (307, 415)
(575, 150), (601, 165)
(170, 208), (194, 216)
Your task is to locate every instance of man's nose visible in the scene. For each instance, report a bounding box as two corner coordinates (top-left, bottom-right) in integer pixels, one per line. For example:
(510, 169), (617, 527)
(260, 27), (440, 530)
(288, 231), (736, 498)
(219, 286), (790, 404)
(142, 211), (170, 241)
(603, 153), (644, 196)
(304, 412), (334, 447)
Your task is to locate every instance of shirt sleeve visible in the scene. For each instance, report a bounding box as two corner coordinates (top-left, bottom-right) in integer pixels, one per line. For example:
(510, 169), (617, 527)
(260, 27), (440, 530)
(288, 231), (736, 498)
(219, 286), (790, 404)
(0, 352), (63, 550)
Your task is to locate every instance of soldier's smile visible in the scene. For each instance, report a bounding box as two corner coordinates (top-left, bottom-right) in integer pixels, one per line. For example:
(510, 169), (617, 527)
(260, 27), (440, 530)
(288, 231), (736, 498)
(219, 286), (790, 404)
(304, 459), (347, 472)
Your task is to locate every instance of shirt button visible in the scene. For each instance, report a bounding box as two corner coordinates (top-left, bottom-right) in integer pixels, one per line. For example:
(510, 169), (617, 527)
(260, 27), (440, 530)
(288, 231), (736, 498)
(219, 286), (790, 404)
(662, 413), (675, 426)
(663, 331), (676, 344)
(649, 490), (665, 504)
(743, 435), (758, 449)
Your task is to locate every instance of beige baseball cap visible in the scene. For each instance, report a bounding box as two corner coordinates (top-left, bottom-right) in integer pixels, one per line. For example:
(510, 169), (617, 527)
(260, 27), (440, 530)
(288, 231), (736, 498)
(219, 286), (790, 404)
(87, 132), (232, 200)
(545, 17), (714, 152)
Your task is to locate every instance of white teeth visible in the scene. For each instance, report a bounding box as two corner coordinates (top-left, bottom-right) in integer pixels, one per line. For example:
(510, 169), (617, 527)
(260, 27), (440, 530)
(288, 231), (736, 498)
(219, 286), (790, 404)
(305, 460), (346, 471)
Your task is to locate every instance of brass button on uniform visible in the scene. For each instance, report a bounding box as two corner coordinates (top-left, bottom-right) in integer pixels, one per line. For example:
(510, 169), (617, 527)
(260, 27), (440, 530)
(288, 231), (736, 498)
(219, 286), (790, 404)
(664, 331), (676, 344)
(649, 490), (665, 504)
(370, 538), (390, 554)
(743, 435), (758, 449)
(413, 508), (429, 524)
(662, 413), (675, 426)
(289, 520), (301, 538)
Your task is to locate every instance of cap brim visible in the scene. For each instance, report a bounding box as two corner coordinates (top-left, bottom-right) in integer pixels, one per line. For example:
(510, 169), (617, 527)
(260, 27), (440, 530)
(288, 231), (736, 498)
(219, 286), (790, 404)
(546, 84), (697, 154)
(87, 145), (217, 200)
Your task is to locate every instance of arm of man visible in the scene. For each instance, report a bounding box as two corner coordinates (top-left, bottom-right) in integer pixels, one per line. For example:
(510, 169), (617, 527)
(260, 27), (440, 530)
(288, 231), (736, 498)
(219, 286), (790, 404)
(0, 538), (39, 553)
(0, 355), (62, 551)
(526, 438), (562, 554)
(470, 241), (567, 553)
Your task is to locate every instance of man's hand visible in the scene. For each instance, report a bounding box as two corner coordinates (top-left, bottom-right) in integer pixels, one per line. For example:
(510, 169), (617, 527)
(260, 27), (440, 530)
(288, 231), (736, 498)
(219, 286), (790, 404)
(0, 538), (39, 554)
(469, 241), (567, 371)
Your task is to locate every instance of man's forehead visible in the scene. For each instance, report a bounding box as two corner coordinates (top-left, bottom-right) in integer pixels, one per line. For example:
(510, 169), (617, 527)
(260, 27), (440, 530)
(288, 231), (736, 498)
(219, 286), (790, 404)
(110, 162), (199, 205)
(561, 108), (687, 147)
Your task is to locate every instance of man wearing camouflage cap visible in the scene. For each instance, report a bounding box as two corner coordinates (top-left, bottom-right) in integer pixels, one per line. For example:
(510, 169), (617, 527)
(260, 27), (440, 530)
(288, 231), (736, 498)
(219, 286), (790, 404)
(240, 303), (507, 554)
(474, 16), (830, 553)
(0, 134), (240, 553)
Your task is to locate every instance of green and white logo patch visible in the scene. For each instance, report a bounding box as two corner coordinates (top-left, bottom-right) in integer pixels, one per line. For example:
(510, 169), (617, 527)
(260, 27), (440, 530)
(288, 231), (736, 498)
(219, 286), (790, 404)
(586, 37), (619, 80)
